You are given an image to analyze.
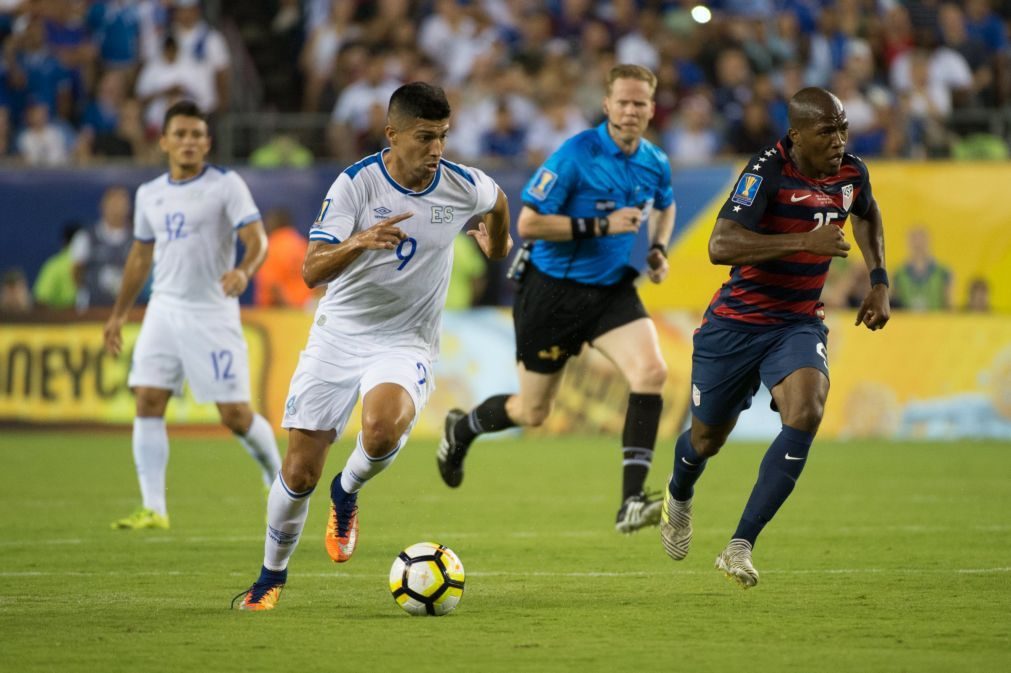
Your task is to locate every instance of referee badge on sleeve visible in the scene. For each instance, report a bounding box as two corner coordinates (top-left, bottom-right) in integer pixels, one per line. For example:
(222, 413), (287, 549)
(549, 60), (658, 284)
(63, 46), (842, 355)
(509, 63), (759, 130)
(528, 168), (558, 201)
(731, 173), (763, 206)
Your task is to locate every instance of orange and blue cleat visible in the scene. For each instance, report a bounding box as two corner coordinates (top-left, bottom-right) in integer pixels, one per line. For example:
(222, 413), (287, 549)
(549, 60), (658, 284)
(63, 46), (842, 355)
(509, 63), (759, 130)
(325, 474), (359, 563)
(231, 567), (287, 611)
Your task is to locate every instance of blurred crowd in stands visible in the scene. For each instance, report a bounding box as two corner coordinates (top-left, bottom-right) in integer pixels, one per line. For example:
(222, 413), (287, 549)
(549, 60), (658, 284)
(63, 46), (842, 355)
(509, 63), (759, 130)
(2, 0), (1010, 167)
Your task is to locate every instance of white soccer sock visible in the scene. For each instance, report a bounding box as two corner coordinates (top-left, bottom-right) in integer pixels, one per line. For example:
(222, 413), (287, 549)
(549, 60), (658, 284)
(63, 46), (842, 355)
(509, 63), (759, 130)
(263, 473), (313, 572)
(237, 413), (283, 487)
(339, 432), (403, 494)
(133, 416), (169, 516)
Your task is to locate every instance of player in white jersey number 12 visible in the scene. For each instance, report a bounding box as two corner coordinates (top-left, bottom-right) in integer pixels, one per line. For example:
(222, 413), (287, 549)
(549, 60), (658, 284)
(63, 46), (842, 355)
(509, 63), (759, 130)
(232, 82), (512, 611)
(104, 100), (282, 531)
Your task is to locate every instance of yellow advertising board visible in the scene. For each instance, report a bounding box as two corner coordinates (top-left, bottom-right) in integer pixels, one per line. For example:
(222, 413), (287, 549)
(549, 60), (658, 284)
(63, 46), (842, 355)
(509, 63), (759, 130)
(0, 321), (269, 425)
(3, 310), (1010, 441)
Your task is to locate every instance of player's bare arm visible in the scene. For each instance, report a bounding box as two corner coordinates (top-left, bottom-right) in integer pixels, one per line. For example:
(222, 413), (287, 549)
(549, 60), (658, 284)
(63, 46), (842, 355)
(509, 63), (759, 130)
(468, 188), (513, 260)
(103, 240), (154, 356)
(708, 217), (850, 266)
(221, 220), (268, 297)
(850, 199), (890, 331)
(645, 203), (676, 284)
(516, 205), (643, 241)
(302, 212), (412, 288)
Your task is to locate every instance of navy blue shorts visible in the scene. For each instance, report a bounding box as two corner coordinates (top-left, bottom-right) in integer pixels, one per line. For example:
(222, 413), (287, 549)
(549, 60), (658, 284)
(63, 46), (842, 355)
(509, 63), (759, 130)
(689, 320), (830, 426)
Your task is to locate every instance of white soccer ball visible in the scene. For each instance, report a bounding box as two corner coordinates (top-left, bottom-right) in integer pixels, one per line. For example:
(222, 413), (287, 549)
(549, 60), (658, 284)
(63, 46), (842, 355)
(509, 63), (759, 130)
(388, 542), (465, 616)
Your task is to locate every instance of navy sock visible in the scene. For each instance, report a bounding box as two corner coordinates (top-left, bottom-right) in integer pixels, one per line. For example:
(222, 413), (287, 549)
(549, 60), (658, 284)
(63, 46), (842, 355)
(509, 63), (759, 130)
(453, 394), (516, 446)
(669, 430), (707, 501)
(733, 425), (814, 546)
(622, 393), (663, 500)
(330, 472), (352, 503)
(256, 565), (287, 586)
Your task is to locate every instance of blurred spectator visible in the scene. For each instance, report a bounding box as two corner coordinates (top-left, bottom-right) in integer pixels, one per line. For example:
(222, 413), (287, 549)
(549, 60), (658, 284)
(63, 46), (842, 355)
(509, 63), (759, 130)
(86, 0), (143, 70)
(70, 185), (133, 308)
(3, 15), (75, 122)
(253, 207), (312, 308)
(249, 133), (313, 168)
(524, 93), (587, 166)
(725, 98), (776, 155)
(963, 277), (991, 312)
(479, 101), (526, 165)
(299, 0), (360, 112)
(712, 48), (753, 125)
(938, 3), (993, 103)
(166, 0), (231, 113)
(136, 35), (215, 137)
(0, 267), (32, 315)
(418, 0), (499, 87)
(444, 234), (487, 310)
(892, 226), (952, 311)
(81, 97), (152, 160)
(964, 0), (1008, 54)
(663, 94), (719, 164)
(821, 258), (872, 310)
(32, 221), (81, 310)
(899, 49), (953, 157)
(327, 46), (400, 161)
(16, 101), (72, 166)
(81, 69), (128, 137)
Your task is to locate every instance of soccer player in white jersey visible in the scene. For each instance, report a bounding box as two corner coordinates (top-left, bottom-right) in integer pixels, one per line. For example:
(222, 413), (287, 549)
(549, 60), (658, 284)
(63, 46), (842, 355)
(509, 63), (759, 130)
(232, 82), (512, 611)
(103, 100), (282, 530)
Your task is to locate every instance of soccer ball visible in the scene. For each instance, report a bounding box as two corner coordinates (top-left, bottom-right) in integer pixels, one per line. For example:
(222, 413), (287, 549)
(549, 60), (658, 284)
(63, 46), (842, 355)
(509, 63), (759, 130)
(388, 542), (465, 616)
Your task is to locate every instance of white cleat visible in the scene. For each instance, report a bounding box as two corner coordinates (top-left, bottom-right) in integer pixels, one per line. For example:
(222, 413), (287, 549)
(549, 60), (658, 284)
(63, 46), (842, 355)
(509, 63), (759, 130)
(615, 492), (662, 533)
(715, 538), (759, 589)
(660, 481), (693, 560)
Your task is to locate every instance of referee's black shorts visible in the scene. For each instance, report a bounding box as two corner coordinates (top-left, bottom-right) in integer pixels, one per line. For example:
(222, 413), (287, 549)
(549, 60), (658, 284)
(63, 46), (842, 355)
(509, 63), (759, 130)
(514, 264), (649, 374)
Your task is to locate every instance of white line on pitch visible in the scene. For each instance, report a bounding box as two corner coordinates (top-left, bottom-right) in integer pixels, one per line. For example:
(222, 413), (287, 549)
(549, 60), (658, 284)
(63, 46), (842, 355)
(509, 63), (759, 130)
(1, 567), (1008, 579)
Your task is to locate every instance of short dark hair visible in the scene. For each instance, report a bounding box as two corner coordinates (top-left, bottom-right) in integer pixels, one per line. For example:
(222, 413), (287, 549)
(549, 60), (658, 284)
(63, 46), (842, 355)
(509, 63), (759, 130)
(162, 100), (208, 134)
(387, 82), (451, 123)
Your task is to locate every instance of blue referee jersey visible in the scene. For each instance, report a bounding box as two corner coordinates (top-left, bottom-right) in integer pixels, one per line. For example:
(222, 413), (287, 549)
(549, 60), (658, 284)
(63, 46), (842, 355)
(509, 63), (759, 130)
(521, 122), (674, 286)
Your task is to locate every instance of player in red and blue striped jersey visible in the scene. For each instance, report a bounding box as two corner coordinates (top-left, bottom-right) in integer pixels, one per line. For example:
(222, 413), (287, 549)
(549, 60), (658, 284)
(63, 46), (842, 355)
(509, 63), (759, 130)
(659, 87), (891, 588)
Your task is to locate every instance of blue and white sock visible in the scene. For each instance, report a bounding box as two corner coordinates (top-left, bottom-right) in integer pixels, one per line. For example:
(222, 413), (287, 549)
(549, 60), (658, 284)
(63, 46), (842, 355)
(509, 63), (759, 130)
(262, 473), (313, 572)
(133, 416), (169, 516)
(339, 432), (403, 494)
(236, 413), (282, 487)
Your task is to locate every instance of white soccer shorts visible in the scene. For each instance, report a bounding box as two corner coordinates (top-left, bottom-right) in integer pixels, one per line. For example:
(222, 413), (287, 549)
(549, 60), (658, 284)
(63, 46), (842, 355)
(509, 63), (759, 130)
(127, 300), (251, 403)
(281, 336), (435, 439)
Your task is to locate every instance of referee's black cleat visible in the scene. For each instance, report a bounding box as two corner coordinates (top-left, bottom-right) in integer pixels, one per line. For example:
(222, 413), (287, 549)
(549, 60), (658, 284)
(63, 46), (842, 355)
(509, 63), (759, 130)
(437, 408), (470, 488)
(615, 491), (663, 533)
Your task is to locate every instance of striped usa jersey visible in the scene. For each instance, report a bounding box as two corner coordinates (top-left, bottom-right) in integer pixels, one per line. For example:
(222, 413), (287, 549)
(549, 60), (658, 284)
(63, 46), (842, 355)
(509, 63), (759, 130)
(705, 135), (873, 330)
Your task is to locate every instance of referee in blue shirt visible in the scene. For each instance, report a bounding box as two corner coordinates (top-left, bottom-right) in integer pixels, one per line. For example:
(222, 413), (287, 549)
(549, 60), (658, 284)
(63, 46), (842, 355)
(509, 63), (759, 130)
(438, 64), (677, 533)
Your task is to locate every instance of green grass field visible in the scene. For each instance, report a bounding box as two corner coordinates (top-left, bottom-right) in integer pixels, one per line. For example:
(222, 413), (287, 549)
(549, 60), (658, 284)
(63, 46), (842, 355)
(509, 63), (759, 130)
(1, 430), (1009, 673)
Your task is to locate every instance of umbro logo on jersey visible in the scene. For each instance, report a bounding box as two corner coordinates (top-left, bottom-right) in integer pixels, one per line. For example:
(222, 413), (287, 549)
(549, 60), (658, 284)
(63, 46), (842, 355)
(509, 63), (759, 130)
(374, 206), (393, 217)
(790, 194), (811, 202)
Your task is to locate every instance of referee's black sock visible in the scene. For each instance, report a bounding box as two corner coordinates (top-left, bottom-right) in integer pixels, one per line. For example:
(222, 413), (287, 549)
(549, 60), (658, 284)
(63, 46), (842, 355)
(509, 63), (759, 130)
(453, 394), (516, 447)
(621, 393), (663, 501)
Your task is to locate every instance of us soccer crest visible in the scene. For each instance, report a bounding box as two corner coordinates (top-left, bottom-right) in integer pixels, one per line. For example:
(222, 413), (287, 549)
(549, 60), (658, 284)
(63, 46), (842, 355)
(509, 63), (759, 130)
(842, 184), (854, 212)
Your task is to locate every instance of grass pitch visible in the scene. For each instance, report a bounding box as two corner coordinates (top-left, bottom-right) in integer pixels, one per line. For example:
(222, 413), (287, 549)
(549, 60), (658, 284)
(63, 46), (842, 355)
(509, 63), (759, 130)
(1, 430), (1008, 673)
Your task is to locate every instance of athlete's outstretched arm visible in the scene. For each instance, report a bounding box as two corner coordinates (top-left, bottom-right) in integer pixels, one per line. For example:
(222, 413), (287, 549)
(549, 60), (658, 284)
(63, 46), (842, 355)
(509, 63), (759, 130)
(302, 212), (412, 288)
(469, 188), (513, 260)
(222, 220), (268, 297)
(708, 218), (851, 266)
(103, 240), (154, 356)
(850, 199), (890, 330)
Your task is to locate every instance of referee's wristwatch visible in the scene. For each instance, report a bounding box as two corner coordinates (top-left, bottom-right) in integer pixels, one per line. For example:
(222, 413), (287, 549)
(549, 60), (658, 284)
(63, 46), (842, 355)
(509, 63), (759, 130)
(597, 217), (610, 236)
